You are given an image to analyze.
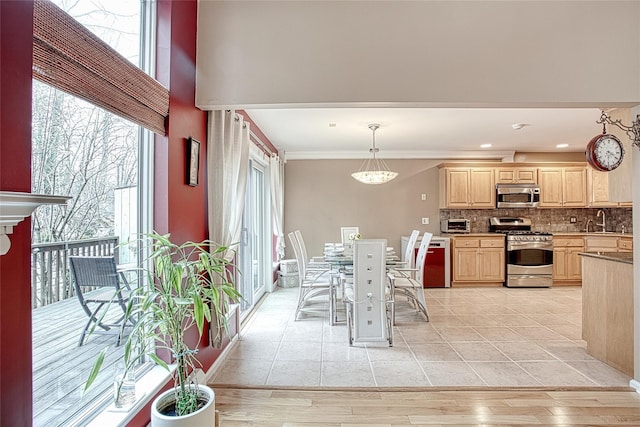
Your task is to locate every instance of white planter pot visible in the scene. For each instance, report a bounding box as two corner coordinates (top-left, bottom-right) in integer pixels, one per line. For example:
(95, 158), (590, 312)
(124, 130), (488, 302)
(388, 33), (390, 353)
(151, 385), (215, 427)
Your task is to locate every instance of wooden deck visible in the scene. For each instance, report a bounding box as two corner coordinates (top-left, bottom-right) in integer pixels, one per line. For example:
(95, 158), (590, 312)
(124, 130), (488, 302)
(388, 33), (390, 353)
(32, 295), (130, 426)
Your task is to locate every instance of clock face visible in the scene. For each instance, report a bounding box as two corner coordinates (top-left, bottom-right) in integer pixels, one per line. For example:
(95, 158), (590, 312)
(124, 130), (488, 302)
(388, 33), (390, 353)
(586, 134), (624, 171)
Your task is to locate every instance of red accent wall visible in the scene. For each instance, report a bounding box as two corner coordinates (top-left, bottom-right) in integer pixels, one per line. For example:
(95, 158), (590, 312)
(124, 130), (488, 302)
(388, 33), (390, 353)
(0, 2), (36, 426)
(130, 1), (224, 425)
(0, 2), (257, 425)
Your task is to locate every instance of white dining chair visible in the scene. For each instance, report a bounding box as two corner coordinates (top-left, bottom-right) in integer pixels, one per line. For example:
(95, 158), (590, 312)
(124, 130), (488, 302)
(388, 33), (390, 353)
(390, 229), (420, 275)
(288, 231), (333, 320)
(344, 239), (393, 346)
(389, 231), (432, 323)
(340, 226), (360, 244)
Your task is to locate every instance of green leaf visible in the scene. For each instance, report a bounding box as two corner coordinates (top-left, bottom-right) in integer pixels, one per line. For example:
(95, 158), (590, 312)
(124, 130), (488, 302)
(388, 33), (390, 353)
(84, 347), (108, 392)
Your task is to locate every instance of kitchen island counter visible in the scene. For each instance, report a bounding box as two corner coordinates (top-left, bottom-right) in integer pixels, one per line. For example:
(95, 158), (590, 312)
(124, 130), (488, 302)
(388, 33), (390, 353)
(579, 251), (632, 264)
(580, 251), (633, 376)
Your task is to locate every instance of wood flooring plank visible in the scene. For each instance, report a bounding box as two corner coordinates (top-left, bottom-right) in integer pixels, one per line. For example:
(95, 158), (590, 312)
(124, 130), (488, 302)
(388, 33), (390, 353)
(215, 388), (640, 427)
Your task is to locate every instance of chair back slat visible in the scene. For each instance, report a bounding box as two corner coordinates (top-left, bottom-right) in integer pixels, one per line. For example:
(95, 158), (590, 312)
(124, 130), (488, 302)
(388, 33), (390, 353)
(403, 230), (421, 268)
(69, 256), (119, 289)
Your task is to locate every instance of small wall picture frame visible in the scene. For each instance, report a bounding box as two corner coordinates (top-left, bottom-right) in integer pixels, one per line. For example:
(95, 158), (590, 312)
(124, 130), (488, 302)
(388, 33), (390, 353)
(187, 137), (200, 186)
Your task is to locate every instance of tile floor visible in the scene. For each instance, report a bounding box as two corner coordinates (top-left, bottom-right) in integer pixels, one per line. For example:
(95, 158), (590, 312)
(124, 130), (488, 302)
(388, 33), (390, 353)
(211, 286), (632, 388)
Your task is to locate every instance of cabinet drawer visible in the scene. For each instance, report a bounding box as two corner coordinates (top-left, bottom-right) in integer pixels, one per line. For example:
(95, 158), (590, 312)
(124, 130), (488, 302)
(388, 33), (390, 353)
(618, 238), (633, 251)
(554, 237), (584, 247)
(480, 238), (504, 248)
(453, 238), (479, 248)
(584, 237), (618, 251)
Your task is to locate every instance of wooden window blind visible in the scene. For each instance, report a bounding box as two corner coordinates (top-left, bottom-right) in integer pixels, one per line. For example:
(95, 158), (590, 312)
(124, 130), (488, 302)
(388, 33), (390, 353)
(32, 0), (169, 135)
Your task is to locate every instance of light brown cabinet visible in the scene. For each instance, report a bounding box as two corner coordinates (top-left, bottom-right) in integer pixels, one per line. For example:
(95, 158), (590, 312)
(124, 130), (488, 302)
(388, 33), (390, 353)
(452, 235), (505, 287)
(581, 254), (634, 376)
(618, 236), (633, 252)
(553, 234), (633, 285)
(538, 166), (587, 207)
(584, 235), (633, 253)
(584, 235), (619, 253)
(553, 237), (584, 284)
(587, 168), (632, 207)
(439, 167), (495, 208)
(439, 162), (631, 210)
(495, 167), (537, 184)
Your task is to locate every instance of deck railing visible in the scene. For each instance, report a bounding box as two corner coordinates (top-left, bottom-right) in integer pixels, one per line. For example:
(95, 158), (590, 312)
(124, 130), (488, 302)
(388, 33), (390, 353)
(31, 237), (119, 309)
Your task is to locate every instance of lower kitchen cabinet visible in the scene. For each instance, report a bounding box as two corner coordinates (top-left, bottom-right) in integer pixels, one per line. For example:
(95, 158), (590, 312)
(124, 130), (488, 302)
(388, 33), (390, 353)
(452, 235), (505, 287)
(553, 234), (633, 285)
(618, 236), (633, 252)
(553, 237), (584, 285)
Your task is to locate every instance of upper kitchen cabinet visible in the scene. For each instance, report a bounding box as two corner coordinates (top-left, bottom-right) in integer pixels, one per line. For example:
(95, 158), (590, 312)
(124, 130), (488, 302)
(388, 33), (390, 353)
(495, 167), (537, 184)
(538, 166), (587, 208)
(587, 168), (632, 207)
(439, 167), (495, 209)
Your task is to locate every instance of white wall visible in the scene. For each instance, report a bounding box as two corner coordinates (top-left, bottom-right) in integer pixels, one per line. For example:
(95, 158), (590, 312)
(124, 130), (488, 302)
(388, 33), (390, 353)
(196, 1), (640, 109)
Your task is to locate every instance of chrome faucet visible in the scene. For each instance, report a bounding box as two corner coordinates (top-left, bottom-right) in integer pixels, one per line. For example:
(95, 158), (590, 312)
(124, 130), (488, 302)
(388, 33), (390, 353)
(585, 219), (593, 233)
(597, 209), (606, 232)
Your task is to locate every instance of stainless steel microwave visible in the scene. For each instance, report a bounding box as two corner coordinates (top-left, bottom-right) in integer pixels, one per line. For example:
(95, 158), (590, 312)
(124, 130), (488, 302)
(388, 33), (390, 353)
(496, 183), (540, 208)
(440, 218), (470, 233)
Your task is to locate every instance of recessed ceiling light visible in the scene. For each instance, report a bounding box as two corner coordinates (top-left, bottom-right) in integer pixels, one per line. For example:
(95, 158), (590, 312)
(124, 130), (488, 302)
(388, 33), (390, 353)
(480, 143), (492, 148)
(556, 143), (569, 148)
(512, 123), (530, 130)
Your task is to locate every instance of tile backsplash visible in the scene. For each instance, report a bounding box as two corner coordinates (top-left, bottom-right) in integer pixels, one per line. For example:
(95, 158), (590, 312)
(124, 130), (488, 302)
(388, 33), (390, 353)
(440, 208), (633, 234)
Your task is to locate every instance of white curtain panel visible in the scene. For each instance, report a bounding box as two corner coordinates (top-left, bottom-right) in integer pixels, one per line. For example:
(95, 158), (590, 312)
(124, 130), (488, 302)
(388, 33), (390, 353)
(207, 110), (250, 260)
(269, 154), (285, 260)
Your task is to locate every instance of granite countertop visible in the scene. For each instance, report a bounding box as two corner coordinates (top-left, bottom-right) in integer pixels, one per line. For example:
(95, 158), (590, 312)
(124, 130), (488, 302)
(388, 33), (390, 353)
(445, 233), (504, 237)
(553, 232), (632, 237)
(579, 251), (633, 264)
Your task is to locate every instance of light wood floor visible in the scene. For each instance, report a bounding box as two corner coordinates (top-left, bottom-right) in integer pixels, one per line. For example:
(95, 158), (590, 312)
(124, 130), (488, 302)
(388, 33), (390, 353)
(215, 386), (640, 426)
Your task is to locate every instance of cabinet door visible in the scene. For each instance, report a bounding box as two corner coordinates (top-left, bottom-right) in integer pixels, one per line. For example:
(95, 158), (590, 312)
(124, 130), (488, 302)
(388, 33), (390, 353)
(495, 167), (537, 184)
(479, 248), (505, 281)
(469, 168), (495, 207)
(446, 169), (470, 207)
(588, 168), (617, 207)
(553, 248), (569, 280)
(567, 247), (583, 280)
(515, 168), (537, 183)
(538, 168), (564, 207)
(563, 167), (587, 207)
(495, 168), (517, 184)
(453, 247), (479, 281)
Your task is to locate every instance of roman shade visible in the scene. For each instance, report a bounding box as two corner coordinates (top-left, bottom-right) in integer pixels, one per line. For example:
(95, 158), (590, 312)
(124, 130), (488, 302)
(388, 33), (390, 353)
(32, 0), (169, 135)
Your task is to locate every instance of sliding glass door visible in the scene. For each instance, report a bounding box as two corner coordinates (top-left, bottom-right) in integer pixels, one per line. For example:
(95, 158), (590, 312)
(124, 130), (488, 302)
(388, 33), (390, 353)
(239, 154), (270, 317)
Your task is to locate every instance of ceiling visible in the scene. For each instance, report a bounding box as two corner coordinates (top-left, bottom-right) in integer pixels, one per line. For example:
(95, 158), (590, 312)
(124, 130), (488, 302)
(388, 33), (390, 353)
(245, 107), (606, 161)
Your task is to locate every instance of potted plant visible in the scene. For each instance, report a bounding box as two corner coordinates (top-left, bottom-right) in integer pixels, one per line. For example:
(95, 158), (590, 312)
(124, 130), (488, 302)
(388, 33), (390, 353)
(85, 233), (242, 426)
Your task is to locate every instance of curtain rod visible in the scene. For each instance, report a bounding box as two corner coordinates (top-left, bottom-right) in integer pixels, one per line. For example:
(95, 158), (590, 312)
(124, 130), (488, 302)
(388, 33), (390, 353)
(231, 111), (276, 157)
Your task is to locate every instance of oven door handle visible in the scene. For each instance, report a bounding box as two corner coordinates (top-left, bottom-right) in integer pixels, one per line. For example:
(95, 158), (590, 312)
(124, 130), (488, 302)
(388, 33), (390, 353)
(507, 241), (552, 250)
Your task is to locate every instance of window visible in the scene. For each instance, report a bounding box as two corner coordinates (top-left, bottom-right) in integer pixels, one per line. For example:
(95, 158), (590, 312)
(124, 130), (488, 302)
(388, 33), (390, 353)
(31, 1), (155, 425)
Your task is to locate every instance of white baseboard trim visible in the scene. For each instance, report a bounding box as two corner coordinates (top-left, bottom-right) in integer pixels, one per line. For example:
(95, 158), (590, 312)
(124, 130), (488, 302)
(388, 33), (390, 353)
(629, 379), (640, 392)
(204, 333), (239, 384)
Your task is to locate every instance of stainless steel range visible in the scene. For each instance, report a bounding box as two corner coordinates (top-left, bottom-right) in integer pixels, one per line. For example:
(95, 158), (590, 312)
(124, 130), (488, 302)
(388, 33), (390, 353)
(489, 217), (553, 288)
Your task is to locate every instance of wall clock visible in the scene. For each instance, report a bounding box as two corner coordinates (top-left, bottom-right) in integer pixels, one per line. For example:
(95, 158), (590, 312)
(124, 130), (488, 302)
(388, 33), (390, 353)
(586, 133), (625, 172)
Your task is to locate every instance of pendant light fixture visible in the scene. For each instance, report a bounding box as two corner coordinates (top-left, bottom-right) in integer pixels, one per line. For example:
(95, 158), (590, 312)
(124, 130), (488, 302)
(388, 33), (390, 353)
(351, 124), (398, 185)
